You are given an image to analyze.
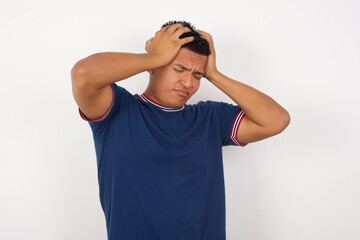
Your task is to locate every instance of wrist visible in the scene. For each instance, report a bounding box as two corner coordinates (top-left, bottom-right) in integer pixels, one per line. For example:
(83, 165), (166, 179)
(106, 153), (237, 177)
(205, 70), (222, 82)
(142, 53), (165, 70)
(144, 53), (170, 69)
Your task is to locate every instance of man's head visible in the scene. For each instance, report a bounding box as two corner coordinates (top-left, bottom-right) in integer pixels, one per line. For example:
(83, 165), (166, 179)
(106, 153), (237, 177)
(144, 21), (210, 108)
(161, 20), (211, 56)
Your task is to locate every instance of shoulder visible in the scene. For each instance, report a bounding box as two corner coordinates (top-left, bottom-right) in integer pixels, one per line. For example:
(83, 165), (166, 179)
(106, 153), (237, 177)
(112, 83), (140, 106)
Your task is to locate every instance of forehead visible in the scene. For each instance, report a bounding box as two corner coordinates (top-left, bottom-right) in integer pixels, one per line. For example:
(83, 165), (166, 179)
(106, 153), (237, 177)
(171, 48), (207, 69)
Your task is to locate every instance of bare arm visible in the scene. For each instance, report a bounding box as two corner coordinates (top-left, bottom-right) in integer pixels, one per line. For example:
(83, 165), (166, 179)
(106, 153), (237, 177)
(198, 30), (290, 144)
(207, 72), (290, 144)
(71, 24), (194, 120)
(71, 53), (158, 119)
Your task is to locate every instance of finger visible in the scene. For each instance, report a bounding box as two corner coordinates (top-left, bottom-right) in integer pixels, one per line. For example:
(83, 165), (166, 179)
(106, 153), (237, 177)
(196, 29), (209, 35)
(145, 38), (153, 48)
(197, 29), (214, 47)
(158, 23), (179, 34)
(179, 36), (195, 45)
(197, 30), (212, 40)
(165, 23), (184, 33)
(159, 24), (171, 31)
(145, 37), (154, 52)
(173, 26), (193, 39)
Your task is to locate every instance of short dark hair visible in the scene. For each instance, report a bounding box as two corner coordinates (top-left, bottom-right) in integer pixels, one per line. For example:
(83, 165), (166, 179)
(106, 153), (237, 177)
(161, 20), (211, 56)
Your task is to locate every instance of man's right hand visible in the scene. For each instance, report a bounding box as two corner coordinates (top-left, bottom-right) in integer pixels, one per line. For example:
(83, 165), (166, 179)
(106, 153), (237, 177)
(71, 23), (195, 121)
(145, 23), (195, 68)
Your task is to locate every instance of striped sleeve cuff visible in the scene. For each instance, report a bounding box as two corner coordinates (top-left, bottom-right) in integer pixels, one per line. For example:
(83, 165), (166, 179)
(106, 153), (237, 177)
(79, 88), (115, 122)
(230, 111), (247, 146)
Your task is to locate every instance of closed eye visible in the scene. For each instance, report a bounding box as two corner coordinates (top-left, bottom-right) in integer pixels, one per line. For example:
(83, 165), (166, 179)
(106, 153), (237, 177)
(173, 64), (204, 79)
(194, 74), (203, 79)
(174, 67), (184, 72)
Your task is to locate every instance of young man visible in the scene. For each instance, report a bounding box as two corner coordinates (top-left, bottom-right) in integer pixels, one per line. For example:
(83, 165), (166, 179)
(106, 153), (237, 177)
(71, 21), (290, 240)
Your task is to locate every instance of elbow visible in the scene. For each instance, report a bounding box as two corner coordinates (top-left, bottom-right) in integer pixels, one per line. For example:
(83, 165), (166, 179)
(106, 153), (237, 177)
(274, 109), (291, 134)
(71, 60), (91, 90)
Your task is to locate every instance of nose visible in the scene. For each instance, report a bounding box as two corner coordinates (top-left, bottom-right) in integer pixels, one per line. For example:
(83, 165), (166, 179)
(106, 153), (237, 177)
(180, 72), (193, 89)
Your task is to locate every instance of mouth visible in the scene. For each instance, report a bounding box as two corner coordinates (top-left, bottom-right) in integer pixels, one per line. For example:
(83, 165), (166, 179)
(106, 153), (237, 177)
(174, 89), (189, 97)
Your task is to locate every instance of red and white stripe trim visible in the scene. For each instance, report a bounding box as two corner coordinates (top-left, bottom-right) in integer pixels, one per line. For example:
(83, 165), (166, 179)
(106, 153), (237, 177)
(79, 87), (114, 122)
(230, 111), (247, 146)
(139, 94), (185, 112)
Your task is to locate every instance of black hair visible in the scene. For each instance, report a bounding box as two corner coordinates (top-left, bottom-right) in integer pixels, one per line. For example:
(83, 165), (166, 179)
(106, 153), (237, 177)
(161, 20), (211, 56)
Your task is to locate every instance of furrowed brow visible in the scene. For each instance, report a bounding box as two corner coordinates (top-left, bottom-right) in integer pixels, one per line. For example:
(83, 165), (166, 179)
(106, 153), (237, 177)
(175, 64), (204, 76)
(175, 64), (191, 71)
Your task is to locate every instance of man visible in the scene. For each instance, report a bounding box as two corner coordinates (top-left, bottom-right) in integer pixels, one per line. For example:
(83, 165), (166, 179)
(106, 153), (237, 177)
(71, 20), (290, 240)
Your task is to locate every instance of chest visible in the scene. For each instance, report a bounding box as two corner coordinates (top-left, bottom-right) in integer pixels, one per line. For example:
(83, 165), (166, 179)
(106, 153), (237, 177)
(106, 108), (221, 171)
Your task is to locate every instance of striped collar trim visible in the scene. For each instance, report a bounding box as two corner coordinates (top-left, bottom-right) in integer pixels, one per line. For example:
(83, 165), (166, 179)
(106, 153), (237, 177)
(139, 94), (185, 112)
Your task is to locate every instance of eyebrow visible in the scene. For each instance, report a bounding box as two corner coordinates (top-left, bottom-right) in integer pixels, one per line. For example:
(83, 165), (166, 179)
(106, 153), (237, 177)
(174, 64), (204, 76)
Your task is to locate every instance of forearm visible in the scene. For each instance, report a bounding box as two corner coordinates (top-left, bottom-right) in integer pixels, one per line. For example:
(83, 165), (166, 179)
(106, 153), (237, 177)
(207, 71), (290, 129)
(71, 52), (158, 89)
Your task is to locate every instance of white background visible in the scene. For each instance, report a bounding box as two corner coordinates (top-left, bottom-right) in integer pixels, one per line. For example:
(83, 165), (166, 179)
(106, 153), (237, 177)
(1, 0), (359, 239)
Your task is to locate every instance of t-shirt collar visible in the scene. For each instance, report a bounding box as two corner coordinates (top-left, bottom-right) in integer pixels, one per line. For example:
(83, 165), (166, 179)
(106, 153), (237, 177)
(139, 93), (185, 112)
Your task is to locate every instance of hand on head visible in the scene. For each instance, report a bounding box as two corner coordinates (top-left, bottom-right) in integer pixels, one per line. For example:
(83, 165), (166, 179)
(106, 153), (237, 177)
(145, 23), (195, 67)
(195, 30), (218, 80)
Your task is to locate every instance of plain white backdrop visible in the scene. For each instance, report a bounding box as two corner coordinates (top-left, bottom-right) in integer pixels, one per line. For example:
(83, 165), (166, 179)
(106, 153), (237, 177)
(1, 0), (359, 239)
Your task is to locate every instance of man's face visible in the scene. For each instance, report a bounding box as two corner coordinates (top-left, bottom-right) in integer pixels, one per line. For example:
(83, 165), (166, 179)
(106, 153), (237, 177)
(147, 48), (208, 108)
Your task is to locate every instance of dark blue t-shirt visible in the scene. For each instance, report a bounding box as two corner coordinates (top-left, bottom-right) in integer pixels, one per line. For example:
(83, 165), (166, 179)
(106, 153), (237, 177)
(81, 83), (246, 240)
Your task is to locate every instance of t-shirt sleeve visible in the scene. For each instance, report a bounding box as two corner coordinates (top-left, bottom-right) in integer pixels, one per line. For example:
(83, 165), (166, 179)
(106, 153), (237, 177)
(79, 83), (114, 123)
(78, 84), (131, 161)
(78, 83), (132, 132)
(78, 83), (128, 123)
(217, 102), (247, 147)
